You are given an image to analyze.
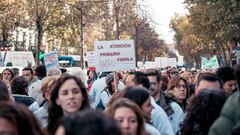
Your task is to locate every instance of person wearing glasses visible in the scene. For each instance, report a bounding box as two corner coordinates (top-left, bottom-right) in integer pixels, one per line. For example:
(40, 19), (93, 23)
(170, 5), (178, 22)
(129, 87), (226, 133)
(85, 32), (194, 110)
(167, 76), (189, 112)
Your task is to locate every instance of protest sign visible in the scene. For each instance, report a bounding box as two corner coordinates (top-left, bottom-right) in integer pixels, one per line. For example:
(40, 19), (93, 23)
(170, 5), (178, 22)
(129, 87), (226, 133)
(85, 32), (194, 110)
(94, 40), (136, 72)
(44, 52), (59, 71)
(201, 55), (219, 69)
(167, 58), (177, 67)
(86, 51), (96, 67)
(3, 51), (35, 67)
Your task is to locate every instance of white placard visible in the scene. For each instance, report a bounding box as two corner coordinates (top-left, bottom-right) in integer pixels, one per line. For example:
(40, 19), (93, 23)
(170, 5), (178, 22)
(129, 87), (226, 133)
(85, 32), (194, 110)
(144, 61), (158, 69)
(168, 58), (177, 67)
(44, 52), (59, 71)
(4, 51), (35, 67)
(155, 57), (168, 68)
(86, 51), (96, 67)
(94, 40), (136, 72)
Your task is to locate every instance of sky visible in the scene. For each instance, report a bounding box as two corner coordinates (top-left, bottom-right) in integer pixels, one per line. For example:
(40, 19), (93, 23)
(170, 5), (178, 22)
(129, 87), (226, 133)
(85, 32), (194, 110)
(140, 0), (187, 44)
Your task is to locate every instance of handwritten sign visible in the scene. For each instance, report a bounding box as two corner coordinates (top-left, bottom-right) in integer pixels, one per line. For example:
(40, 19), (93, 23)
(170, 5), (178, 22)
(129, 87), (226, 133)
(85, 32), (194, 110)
(94, 40), (136, 72)
(86, 51), (96, 67)
(4, 51), (35, 67)
(44, 52), (59, 71)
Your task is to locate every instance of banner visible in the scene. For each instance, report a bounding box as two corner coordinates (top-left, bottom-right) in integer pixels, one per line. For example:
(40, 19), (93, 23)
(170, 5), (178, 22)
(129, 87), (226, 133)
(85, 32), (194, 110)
(144, 61), (158, 69)
(94, 40), (136, 72)
(44, 52), (60, 71)
(3, 51), (35, 67)
(201, 55), (219, 69)
(155, 57), (177, 68)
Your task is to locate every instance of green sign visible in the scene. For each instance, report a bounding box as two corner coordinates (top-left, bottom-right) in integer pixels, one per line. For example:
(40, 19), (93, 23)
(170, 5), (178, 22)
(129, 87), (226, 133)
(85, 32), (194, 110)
(39, 52), (44, 60)
(201, 55), (219, 69)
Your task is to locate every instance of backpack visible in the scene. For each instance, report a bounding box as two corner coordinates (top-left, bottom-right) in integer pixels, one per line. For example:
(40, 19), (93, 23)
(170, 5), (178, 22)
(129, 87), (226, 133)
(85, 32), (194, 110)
(96, 89), (110, 111)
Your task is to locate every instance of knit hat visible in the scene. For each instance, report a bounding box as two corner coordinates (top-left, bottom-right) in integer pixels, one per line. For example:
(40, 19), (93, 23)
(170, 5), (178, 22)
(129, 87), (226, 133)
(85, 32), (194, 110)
(105, 73), (114, 85)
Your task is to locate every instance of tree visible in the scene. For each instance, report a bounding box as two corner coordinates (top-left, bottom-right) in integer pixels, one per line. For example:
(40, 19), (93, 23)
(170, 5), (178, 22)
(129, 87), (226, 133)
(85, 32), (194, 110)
(0, 0), (26, 49)
(25, 0), (64, 66)
(184, 0), (240, 66)
(170, 15), (208, 67)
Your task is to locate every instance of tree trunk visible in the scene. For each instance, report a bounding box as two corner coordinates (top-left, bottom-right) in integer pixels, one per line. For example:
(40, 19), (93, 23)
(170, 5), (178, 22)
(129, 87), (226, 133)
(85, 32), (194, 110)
(113, 0), (120, 40)
(36, 20), (44, 66)
(134, 27), (138, 67)
(79, 2), (84, 68)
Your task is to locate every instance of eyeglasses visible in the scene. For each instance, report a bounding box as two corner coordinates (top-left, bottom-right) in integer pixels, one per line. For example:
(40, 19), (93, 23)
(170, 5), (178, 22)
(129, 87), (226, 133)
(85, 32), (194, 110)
(175, 84), (187, 89)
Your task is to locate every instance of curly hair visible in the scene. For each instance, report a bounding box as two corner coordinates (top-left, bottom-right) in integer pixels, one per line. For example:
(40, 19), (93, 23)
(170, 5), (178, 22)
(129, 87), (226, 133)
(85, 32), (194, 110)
(178, 89), (226, 135)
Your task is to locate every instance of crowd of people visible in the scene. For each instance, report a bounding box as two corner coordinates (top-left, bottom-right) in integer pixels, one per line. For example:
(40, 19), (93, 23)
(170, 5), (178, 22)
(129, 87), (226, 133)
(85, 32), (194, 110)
(0, 63), (239, 135)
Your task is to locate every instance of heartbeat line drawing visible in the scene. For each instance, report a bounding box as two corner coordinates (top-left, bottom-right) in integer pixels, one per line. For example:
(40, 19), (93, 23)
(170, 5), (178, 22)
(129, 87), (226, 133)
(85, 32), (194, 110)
(99, 59), (117, 69)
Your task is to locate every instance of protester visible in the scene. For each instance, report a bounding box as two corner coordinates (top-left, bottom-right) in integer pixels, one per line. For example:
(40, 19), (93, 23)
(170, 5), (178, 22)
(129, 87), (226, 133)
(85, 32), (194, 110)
(0, 80), (11, 102)
(167, 76), (189, 111)
(108, 98), (147, 135)
(56, 109), (121, 135)
(124, 71), (174, 135)
(89, 72), (110, 107)
(0, 102), (44, 135)
(1, 68), (14, 89)
(35, 65), (47, 80)
(28, 65), (47, 105)
(179, 89), (226, 135)
(160, 75), (169, 92)
(11, 67), (20, 78)
(67, 67), (88, 88)
(34, 75), (60, 128)
(87, 67), (98, 92)
(11, 76), (39, 112)
(122, 87), (161, 135)
(47, 75), (90, 135)
(22, 67), (38, 86)
(208, 63), (240, 135)
(195, 73), (223, 95)
(97, 73), (118, 110)
(146, 70), (184, 133)
(216, 66), (237, 96)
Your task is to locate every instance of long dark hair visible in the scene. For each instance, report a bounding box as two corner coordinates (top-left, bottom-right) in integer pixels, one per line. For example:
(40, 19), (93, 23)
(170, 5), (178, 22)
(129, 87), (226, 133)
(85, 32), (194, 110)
(178, 89), (226, 135)
(11, 76), (29, 95)
(63, 109), (122, 135)
(0, 80), (10, 102)
(122, 86), (151, 122)
(0, 102), (44, 135)
(47, 75), (90, 135)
